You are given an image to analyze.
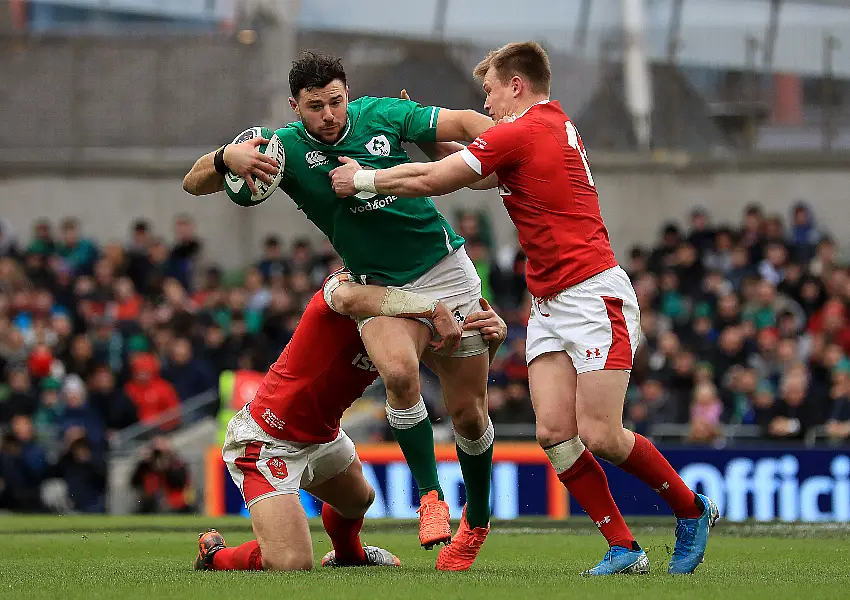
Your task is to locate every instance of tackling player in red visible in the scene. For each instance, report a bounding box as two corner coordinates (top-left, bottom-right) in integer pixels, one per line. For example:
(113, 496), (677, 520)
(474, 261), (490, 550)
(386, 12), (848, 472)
(194, 272), (506, 572)
(330, 41), (719, 576)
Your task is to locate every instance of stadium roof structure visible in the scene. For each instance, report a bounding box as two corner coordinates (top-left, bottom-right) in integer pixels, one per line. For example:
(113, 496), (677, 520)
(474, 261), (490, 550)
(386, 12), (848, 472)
(574, 63), (732, 153)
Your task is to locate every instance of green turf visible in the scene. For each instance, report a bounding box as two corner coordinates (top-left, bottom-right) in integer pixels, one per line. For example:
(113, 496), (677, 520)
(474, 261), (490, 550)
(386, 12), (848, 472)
(0, 516), (847, 600)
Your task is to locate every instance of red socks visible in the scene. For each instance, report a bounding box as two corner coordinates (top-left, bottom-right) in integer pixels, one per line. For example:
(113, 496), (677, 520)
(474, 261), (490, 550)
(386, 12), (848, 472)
(618, 433), (702, 519)
(209, 505), (366, 571)
(321, 503), (367, 564)
(212, 540), (263, 571)
(558, 449), (635, 548)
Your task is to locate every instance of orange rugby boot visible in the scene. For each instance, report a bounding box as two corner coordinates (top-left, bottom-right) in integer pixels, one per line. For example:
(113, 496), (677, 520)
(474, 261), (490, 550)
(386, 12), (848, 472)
(417, 490), (452, 549)
(194, 529), (226, 570)
(435, 507), (489, 571)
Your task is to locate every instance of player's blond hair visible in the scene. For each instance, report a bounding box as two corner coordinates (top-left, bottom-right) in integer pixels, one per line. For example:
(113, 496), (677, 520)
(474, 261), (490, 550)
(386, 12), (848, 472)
(473, 41), (551, 95)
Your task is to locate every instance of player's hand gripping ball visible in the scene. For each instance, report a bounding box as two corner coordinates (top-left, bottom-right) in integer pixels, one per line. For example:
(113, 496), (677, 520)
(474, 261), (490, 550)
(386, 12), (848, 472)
(223, 127), (284, 206)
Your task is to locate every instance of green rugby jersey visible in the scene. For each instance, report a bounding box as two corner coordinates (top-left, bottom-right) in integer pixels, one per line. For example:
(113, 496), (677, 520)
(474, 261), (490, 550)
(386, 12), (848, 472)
(273, 96), (464, 286)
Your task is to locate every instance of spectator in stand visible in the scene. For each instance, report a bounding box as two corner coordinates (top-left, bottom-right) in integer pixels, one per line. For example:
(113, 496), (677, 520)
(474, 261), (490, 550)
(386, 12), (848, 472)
(768, 364), (821, 441)
(26, 219), (55, 258)
(56, 218), (99, 276)
(703, 227), (735, 274)
(649, 222), (682, 273)
(825, 360), (850, 442)
(628, 378), (682, 436)
(34, 377), (64, 452)
(59, 374), (105, 451)
(2, 363), (39, 422)
(124, 353), (180, 432)
(758, 242), (788, 286)
(244, 266), (271, 313)
(687, 207), (716, 257)
(111, 276), (143, 323)
(87, 365), (138, 437)
(200, 318), (237, 374)
(810, 235), (837, 278)
(739, 203), (765, 263)
(126, 219), (153, 293)
(66, 334), (97, 383)
(261, 289), (297, 357)
(256, 235), (291, 284)
(162, 337), (216, 404)
(289, 238), (315, 275)
(712, 326), (753, 384)
(50, 428), (106, 512)
(130, 436), (193, 513)
(763, 214), (786, 246)
(625, 245), (648, 278)
(688, 382), (723, 444)
(674, 242), (705, 298)
(789, 202), (821, 263)
(168, 214), (202, 292)
(0, 415), (47, 511)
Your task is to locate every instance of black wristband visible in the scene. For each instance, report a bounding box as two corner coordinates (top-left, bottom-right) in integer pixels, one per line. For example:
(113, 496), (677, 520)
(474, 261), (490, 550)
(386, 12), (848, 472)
(214, 144), (229, 175)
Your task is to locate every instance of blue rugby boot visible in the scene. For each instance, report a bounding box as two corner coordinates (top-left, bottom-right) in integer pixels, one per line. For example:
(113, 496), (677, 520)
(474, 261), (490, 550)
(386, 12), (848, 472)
(581, 545), (650, 576)
(668, 493), (720, 574)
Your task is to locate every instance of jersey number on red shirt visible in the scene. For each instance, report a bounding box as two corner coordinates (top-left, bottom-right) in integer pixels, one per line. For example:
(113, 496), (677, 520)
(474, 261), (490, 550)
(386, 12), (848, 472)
(565, 121), (595, 187)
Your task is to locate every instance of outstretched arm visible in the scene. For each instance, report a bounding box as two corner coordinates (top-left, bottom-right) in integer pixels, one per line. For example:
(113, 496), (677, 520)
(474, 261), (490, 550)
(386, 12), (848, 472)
(400, 88), (498, 191)
(330, 152), (483, 199)
(323, 274), (462, 355)
(435, 107), (495, 143)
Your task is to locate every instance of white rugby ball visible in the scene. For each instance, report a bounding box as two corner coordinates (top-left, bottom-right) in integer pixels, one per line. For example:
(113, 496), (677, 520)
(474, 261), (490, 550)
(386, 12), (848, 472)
(223, 126), (284, 207)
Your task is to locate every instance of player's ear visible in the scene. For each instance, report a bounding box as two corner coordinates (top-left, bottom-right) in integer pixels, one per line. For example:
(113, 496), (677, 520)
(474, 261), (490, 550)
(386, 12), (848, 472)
(289, 96), (300, 116)
(511, 76), (523, 97)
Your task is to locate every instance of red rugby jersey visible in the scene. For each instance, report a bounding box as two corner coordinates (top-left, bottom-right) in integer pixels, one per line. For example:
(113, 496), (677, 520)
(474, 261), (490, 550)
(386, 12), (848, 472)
(461, 101), (617, 298)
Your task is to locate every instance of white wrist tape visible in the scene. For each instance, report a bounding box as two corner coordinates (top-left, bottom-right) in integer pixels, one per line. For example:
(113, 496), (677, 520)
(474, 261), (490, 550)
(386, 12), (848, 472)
(353, 169), (378, 194)
(322, 270), (358, 314)
(380, 288), (438, 318)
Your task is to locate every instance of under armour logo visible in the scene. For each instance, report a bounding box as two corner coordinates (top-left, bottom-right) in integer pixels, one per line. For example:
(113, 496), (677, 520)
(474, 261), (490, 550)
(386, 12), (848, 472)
(585, 348), (602, 360)
(653, 481), (670, 493)
(595, 515), (611, 528)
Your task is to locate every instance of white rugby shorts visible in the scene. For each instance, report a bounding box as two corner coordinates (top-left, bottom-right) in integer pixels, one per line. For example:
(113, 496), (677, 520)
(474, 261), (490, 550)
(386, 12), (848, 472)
(222, 407), (356, 508)
(356, 245), (487, 358)
(526, 266), (641, 373)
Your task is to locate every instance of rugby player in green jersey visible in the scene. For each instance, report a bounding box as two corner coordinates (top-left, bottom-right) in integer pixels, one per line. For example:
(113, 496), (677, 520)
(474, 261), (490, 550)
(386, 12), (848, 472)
(184, 51), (498, 570)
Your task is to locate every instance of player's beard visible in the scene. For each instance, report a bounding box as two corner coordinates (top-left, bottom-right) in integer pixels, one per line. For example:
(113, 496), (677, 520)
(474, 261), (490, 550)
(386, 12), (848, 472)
(307, 117), (347, 144)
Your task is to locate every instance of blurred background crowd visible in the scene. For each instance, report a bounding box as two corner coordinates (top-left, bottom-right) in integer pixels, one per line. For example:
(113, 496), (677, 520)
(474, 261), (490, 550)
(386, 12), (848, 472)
(1, 199), (849, 513)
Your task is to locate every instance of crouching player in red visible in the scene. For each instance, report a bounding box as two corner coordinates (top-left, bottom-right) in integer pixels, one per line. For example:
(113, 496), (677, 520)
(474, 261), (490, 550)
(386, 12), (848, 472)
(195, 271), (507, 572)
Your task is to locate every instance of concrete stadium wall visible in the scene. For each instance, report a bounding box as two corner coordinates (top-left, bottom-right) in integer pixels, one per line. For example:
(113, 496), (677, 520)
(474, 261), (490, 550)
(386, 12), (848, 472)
(1, 157), (848, 269)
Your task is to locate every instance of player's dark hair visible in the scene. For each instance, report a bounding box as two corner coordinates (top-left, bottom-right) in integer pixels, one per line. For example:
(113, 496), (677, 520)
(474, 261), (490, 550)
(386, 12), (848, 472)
(473, 41), (551, 95)
(289, 51), (347, 98)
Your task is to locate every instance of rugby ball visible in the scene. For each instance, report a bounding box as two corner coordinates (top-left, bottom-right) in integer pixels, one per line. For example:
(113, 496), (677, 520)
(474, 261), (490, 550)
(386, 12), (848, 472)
(223, 127), (285, 207)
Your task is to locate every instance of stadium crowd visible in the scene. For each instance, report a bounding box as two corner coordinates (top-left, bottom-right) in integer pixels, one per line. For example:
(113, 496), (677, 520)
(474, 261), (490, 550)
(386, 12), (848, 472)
(0, 201), (849, 512)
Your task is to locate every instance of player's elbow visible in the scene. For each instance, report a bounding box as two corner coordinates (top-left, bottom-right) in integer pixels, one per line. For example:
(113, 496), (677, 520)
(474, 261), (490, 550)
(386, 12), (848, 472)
(182, 172), (202, 195)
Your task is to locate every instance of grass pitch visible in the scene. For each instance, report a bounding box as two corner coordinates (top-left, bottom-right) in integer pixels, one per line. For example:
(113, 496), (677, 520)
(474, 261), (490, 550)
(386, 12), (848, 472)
(0, 515), (847, 600)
